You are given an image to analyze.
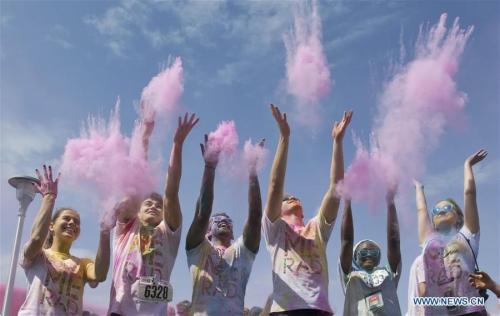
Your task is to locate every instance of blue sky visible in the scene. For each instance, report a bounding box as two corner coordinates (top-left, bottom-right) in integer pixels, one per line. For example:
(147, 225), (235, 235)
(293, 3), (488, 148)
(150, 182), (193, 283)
(1, 0), (498, 314)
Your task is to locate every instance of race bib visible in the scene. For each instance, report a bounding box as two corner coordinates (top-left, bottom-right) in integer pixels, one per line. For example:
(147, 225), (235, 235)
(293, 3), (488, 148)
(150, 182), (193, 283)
(366, 291), (384, 311)
(137, 276), (173, 303)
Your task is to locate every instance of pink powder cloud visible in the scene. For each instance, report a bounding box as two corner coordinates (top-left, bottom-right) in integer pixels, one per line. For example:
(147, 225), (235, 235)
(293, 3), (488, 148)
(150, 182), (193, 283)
(205, 121), (239, 164)
(139, 56), (184, 122)
(338, 13), (473, 208)
(243, 139), (268, 174)
(284, 0), (332, 126)
(61, 99), (158, 225)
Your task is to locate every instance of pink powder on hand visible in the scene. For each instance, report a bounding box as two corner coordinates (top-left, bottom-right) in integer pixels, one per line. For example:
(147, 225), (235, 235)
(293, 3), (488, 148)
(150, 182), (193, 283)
(205, 121), (239, 164)
(284, 0), (332, 126)
(338, 13), (473, 208)
(243, 139), (268, 174)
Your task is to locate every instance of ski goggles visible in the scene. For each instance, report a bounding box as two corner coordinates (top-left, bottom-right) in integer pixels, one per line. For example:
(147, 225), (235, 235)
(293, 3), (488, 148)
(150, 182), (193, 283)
(432, 204), (454, 215)
(357, 248), (380, 259)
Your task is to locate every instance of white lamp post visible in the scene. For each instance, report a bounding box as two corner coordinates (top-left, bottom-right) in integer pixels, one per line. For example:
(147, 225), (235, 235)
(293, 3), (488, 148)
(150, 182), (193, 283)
(2, 176), (39, 316)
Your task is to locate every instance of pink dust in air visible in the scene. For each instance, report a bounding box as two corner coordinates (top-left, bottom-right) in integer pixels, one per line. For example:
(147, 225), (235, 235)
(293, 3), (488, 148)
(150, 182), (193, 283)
(337, 13), (473, 208)
(243, 139), (268, 174)
(284, 0), (332, 126)
(130, 57), (184, 159)
(205, 121), (239, 164)
(139, 56), (184, 122)
(61, 99), (158, 226)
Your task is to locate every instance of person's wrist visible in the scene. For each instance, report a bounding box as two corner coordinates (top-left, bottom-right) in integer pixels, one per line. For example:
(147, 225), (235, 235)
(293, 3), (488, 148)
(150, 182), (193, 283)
(205, 163), (216, 170)
(100, 228), (112, 235)
(43, 192), (57, 199)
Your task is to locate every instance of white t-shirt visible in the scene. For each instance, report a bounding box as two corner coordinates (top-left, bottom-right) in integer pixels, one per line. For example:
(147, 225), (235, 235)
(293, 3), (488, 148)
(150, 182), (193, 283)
(108, 218), (181, 316)
(407, 226), (485, 315)
(262, 214), (334, 314)
(340, 262), (402, 316)
(187, 237), (256, 316)
(406, 255), (425, 316)
(19, 248), (95, 316)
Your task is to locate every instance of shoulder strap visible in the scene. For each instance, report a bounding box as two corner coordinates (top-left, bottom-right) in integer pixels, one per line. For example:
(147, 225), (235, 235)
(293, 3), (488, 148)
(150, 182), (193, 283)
(458, 231), (480, 272)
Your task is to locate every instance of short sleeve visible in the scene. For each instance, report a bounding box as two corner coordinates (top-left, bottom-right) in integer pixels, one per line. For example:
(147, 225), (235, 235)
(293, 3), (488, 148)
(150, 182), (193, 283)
(233, 237), (256, 262)
(82, 258), (99, 288)
(187, 239), (211, 268)
(19, 245), (43, 269)
(262, 214), (286, 246)
(387, 261), (402, 287)
(156, 220), (182, 257)
(415, 255), (425, 284)
(316, 214), (334, 244)
(459, 225), (480, 255)
(337, 259), (350, 294)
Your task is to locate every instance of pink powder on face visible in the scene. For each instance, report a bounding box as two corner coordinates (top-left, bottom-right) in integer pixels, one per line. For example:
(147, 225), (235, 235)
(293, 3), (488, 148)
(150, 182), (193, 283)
(339, 13), (473, 208)
(284, 0), (332, 126)
(205, 121), (239, 164)
(61, 99), (158, 226)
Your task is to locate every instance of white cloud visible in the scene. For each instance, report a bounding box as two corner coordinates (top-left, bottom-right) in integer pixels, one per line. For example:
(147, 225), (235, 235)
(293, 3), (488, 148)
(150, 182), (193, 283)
(45, 25), (73, 49)
(215, 61), (247, 86)
(326, 12), (403, 52)
(423, 159), (500, 197)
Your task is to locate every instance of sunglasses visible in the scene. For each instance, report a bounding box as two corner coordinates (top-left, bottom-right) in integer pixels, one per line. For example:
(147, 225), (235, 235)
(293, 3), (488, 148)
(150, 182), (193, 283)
(358, 248), (380, 259)
(432, 204), (454, 215)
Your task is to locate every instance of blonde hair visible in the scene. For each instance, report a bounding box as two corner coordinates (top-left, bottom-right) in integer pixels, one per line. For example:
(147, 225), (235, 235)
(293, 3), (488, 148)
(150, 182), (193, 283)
(434, 198), (464, 230)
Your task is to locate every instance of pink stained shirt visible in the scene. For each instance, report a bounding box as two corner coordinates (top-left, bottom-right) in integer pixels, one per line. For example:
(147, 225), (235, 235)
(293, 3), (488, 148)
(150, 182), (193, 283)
(262, 214), (334, 314)
(108, 217), (181, 316)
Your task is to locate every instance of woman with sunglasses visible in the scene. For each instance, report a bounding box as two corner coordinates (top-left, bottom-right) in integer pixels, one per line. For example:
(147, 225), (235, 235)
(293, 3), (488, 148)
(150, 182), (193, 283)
(18, 165), (111, 315)
(339, 188), (402, 316)
(408, 149), (488, 316)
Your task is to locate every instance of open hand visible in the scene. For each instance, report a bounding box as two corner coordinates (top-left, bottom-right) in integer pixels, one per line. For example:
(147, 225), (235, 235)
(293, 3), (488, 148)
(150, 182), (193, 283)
(270, 104), (290, 138)
(332, 111), (353, 141)
(34, 165), (60, 197)
(412, 179), (424, 189)
(174, 113), (199, 145)
(201, 134), (220, 168)
(465, 149), (487, 167)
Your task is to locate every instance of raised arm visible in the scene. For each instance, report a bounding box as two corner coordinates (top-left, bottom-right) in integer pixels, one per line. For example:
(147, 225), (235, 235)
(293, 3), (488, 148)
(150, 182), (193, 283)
(463, 149), (487, 234)
(340, 200), (354, 274)
(413, 179), (432, 245)
(118, 114), (155, 223)
(86, 230), (111, 283)
(265, 104), (290, 222)
(243, 140), (264, 254)
(319, 111), (353, 223)
(164, 113), (199, 231)
(24, 165), (59, 263)
(386, 189), (401, 274)
(186, 135), (219, 251)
